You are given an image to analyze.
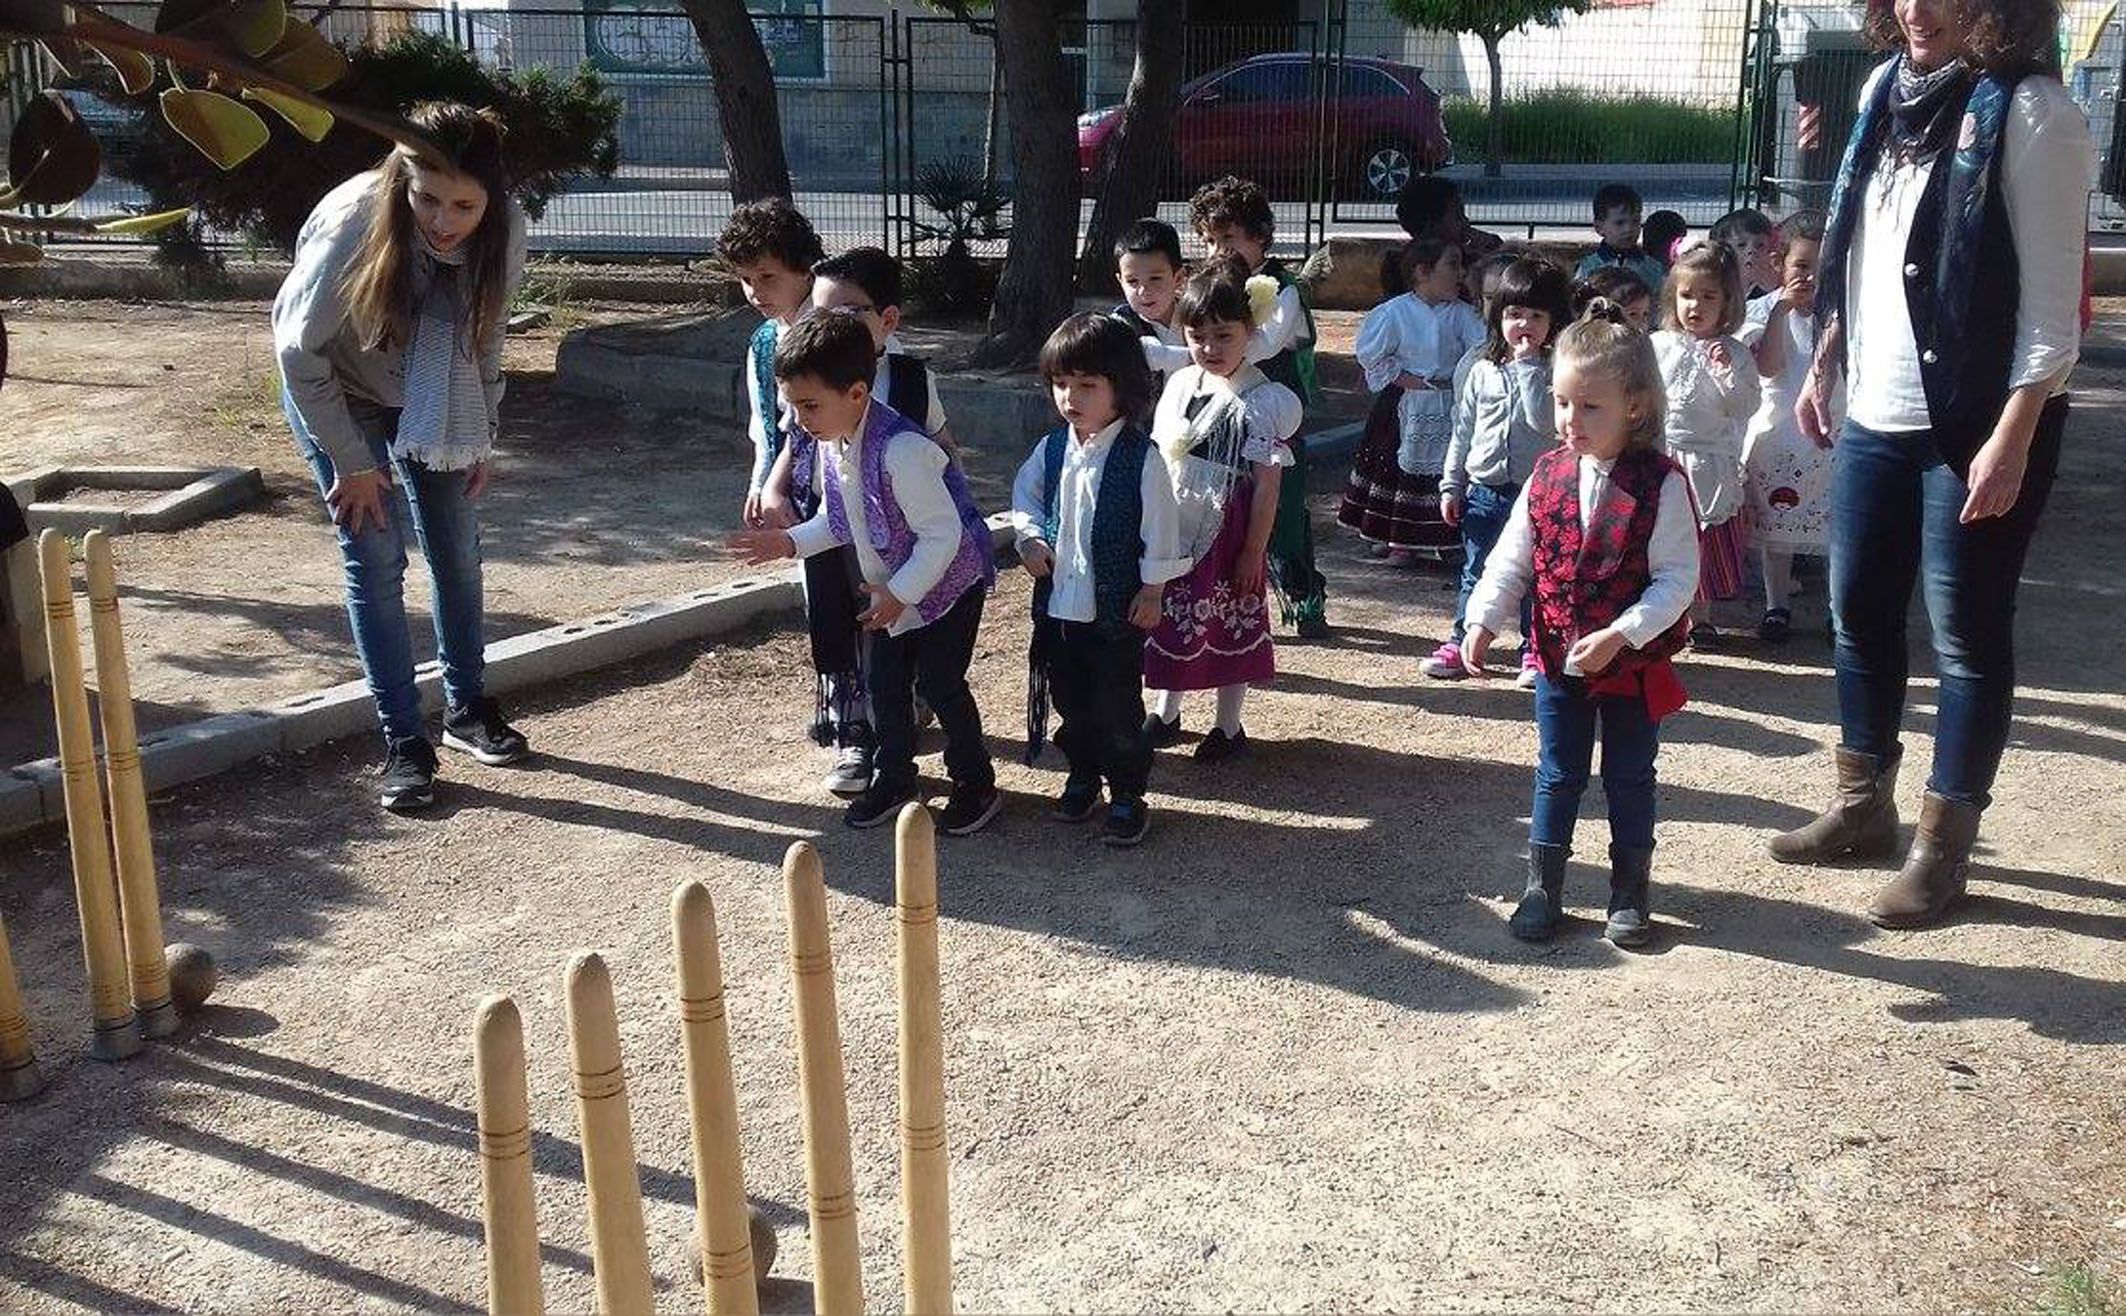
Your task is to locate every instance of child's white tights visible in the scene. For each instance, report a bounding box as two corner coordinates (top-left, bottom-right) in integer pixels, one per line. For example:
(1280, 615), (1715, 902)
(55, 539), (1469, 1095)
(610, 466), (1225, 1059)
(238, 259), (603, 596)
(1151, 686), (1248, 735)
(1761, 548), (1794, 614)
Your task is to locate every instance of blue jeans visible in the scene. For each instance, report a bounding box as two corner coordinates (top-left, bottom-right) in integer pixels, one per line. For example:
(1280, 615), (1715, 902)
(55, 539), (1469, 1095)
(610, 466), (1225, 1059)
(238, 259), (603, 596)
(285, 391), (487, 744)
(1827, 409), (2063, 806)
(1452, 481), (1531, 648)
(1531, 672), (1660, 849)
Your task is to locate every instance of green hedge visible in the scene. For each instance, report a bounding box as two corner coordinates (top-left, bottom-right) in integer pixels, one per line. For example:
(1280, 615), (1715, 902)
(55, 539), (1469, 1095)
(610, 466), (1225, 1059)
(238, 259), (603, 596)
(1444, 91), (1737, 166)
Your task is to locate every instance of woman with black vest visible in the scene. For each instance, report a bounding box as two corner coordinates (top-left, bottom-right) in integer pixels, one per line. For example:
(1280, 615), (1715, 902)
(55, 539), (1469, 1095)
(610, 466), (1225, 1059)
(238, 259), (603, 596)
(1769, 0), (2092, 929)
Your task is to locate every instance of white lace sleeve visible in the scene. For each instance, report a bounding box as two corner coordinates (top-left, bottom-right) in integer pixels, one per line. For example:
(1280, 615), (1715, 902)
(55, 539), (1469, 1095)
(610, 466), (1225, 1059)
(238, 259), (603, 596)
(1240, 382), (1302, 467)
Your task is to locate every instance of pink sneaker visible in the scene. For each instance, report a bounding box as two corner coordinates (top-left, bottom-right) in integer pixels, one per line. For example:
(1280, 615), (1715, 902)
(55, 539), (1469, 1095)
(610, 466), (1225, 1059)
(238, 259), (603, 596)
(1419, 641), (1467, 680)
(1516, 650), (1540, 690)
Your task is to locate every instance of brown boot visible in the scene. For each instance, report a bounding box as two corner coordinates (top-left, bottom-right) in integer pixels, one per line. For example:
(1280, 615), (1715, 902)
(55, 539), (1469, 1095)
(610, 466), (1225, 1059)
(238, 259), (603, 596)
(1767, 747), (1902, 865)
(1867, 793), (1982, 930)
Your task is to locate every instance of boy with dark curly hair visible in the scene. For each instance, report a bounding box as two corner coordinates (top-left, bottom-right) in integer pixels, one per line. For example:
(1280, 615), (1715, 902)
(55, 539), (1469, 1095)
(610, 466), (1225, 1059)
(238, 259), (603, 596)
(718, 199), (824, 528)
(1188, 174), (1331, 639)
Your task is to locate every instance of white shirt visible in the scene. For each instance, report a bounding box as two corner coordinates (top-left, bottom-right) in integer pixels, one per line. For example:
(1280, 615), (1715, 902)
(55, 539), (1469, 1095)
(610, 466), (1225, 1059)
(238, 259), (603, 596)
(1467, 456), (1701, 654)
(1845, 67), (2094, 432)
(1134, 299), (1297, 378)
(745, 328), (942, 492)
(1652, 329), (1760, 525)
(1356, 292), (1484, 393)
(1008, 418), (1190, 624)
(787, 403), (966, 636)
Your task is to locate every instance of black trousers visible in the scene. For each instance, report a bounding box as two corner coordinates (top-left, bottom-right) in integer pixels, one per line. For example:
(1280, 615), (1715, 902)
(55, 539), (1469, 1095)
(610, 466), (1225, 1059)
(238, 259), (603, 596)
(870, 586), (993, 793)
(1044, 617), (1151, 803)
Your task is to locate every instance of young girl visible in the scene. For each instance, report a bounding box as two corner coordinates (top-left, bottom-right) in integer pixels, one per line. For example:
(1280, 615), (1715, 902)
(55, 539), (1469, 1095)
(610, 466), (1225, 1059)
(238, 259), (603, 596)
(1012, 314), (1186, 846)
(1337, 240), (1484, 561)
(1739, 212), (1837, 642)
(1650, 242), (1760, 648)
(1424, 257), (1573, 685)
(1462, 301), (1700, 948)
(274, 101), (528, 813)
(1143, 257), (1302, 760)
(1572, 266), (1653, 333)
(1710, 207), (1781, 300)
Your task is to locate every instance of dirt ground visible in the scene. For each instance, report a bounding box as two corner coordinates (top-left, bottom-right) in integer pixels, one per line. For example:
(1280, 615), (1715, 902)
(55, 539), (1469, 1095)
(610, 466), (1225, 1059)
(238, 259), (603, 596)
(0, 299), (2120, 1313)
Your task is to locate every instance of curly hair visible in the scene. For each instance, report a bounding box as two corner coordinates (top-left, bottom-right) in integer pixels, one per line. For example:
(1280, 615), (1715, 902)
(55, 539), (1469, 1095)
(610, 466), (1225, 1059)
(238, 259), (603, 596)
(716, 197), (825, 273)
(1188, 175), (1275, 244)
(1860, 0), (2061, 75)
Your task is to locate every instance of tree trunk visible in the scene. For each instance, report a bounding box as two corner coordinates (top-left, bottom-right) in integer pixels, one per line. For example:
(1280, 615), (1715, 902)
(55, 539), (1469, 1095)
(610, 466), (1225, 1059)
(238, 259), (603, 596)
(1073, 0), (1186, 295)
(1482, 33), (1504, 180)
(679, 0), (793, 202)
(972, 0), (1078, 368)
(981, 50), (1004, 193)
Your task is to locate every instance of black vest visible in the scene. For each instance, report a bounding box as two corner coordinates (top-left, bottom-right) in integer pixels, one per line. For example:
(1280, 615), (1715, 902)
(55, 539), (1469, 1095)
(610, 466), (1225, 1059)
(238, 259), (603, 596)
(1034, 423), (1152, 633)
(883, 352), (935, 433)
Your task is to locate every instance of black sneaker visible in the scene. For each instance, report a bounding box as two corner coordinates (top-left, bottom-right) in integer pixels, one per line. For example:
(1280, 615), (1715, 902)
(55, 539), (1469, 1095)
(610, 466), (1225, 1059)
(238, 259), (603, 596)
(1054, 775), (1102, 822)
(937, 784), (1002, 836)
(1688, 622), (1722, 652)
(1102, 799), (1150, 847)
(845, 779), (918, 830)
(1143, 713), (1182, 748)
(379, 736), (438, 812)
(1193, 727), (1248, 762)
(1757, 607), (1792, 643)
(1296, 615), (1332, 640)
(442, 696), (530, 766)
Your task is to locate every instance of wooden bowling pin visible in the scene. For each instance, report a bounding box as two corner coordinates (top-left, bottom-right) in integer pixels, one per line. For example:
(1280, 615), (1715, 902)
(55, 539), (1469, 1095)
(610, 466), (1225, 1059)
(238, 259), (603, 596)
(563, 952), (654, 1316)
(82, 532), (176, 1040)
(672, 880), (759, 1316)
(895, 806), (953, 1315)
(474, 995), (545, 1316)
(783, 842), (864, 1316)
(37, 530), (140, 1062)
(0, 913), (47, 1102)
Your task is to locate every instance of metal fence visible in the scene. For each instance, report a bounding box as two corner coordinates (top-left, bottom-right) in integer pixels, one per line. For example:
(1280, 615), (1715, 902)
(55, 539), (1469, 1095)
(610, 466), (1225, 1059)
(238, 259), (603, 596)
(9, 0), (2121, 263)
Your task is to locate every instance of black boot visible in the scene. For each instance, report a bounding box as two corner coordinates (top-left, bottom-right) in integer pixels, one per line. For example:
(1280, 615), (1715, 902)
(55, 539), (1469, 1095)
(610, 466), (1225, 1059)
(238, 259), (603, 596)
(1605, 844), (1654, 948)
(1767, 746), (1902, 865)
(1509, 843), (1569, 942)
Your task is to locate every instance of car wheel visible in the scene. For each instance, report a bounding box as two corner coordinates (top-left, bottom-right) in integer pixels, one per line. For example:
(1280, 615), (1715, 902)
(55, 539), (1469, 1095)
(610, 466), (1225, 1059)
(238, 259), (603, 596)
(1358, 139), (1415, 202)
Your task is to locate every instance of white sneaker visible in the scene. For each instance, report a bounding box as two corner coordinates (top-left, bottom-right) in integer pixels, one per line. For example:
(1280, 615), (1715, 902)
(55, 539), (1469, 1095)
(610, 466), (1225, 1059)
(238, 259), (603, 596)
(822, 745), (873, 796)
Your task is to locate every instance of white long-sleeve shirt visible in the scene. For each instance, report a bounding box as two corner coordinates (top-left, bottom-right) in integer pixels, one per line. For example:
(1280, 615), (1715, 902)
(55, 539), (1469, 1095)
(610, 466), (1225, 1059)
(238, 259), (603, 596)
(746, 327), (943, 494)
(1008, 418), (1190, 624)
(1468, 456), (1700, 657)
(786, 404), (963, 636)
(1652, 329), (1760, 526)
(1845, 66), (2094, 431)
(1134, 297), (1297, 378)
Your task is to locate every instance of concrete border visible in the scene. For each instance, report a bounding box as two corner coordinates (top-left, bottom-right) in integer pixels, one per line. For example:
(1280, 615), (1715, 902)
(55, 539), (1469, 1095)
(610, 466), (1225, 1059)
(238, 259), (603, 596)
(0, 518), (1024, 838)
(7, 465), (265, 537)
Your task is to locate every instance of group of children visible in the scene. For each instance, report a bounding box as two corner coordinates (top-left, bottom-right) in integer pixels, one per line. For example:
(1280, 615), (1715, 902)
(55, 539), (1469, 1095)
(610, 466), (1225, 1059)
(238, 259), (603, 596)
(716, 172), (1841, 947)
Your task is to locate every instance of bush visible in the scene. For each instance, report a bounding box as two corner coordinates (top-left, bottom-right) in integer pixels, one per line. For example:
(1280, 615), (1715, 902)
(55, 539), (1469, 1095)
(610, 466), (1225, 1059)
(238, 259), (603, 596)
(107, 30), (620, 253)
(906, 156), (1008, 317)
(1445, 91), (1737, 166)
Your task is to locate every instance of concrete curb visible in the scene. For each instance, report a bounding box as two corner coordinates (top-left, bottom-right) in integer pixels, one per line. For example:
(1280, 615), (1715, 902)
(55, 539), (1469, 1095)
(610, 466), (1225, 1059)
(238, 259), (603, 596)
(0, 519), (1021, 839)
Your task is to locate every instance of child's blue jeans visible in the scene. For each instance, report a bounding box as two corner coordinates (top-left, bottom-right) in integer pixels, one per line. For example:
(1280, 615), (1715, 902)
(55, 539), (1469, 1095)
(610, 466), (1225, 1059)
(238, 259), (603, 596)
(1452, 480), (1532, 648)
(285, 390), (488, 745)
(1530, 672), (1660, 849)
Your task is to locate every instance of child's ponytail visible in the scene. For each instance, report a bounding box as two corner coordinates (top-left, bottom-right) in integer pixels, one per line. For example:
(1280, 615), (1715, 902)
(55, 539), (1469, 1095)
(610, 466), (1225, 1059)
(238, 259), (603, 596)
(1555, 299), (1667, 451)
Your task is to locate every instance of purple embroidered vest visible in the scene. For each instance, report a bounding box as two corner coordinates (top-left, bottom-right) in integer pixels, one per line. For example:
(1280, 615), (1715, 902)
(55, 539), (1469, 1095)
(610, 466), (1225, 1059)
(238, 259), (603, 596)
(1526, 446), (1688, 677)
(818, 400), (993, 625)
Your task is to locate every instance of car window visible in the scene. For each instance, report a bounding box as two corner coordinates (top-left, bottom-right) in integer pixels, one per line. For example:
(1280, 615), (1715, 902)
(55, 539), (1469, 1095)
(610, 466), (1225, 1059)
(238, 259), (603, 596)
(1211, 62), (1306, 104)
(1340, 66), (1400, 99)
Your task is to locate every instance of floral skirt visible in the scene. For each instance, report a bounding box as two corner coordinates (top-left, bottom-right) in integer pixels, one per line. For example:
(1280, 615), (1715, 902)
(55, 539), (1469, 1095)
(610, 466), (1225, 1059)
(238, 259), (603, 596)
(1145, 474), (1276, 691)
(1336, 386), (1457, 551)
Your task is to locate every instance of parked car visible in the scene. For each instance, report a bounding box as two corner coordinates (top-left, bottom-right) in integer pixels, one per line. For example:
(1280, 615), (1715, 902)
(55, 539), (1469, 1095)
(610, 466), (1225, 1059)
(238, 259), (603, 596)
(1078, 53), (1452, 202)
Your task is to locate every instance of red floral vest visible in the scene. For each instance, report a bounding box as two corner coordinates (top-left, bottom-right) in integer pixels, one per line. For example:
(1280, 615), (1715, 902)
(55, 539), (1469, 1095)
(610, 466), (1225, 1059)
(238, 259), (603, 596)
(1526, 445), (1689, 678)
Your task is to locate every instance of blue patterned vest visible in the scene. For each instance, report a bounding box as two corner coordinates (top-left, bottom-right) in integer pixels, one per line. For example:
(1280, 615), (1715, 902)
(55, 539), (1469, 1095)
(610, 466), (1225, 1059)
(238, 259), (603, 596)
(1817, 61), (2024, 472)
(1034, 423), (1151, 632)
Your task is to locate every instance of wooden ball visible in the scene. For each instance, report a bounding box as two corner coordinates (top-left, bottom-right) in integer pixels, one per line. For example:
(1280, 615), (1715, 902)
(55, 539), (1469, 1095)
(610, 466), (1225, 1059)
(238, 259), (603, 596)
(688, 1206), (777, 1287)
(165, 943), (218, 1012)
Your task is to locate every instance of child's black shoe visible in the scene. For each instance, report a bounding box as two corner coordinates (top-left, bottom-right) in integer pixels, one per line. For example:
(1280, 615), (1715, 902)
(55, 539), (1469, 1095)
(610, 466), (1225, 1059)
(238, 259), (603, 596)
(845, 780), (918, 830)
(1193, 727), (1247, 762)
(1296, 615), (1332, 641)
(1757, 607), (1792, 643)
(1605, 844), (1654, 948)
(938, 783), (1003, 836)
(1054, 775), (1102, 823)
(1101, 799), (1150, 848)
(1143, 713), (1182, 748)
(1509, 843), (1569, 941)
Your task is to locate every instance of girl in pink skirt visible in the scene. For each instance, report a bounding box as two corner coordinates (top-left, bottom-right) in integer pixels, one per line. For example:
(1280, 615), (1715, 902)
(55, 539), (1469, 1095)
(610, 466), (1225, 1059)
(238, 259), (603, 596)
(1143, 257), (1302, 762)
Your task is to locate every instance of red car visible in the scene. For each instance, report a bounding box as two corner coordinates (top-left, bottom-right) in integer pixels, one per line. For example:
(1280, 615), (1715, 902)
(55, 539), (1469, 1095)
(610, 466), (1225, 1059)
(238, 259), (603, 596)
(1078, 53), (1453, 201)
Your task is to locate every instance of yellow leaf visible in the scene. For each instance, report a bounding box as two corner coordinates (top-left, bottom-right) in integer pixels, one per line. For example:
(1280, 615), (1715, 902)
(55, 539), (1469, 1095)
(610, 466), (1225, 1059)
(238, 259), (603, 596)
(264, 22), (349, 92)
(0, 240), (44, 265)
(85, 41), (157, 95)
(223, 0), (286, 58)
(242, 87), (333, 142)
(94, 206), (193, 236)
(159, 88), (270, 170)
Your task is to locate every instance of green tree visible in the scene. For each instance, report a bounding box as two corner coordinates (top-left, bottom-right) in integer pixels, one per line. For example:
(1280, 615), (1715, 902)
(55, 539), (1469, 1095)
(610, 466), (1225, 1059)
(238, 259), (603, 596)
(1384, 0), (1594, 178)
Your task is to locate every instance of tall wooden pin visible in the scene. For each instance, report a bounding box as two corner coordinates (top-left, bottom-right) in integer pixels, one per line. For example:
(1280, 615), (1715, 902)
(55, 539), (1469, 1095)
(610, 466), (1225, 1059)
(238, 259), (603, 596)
(673, 880), (760, 1316)
(38, 529), (140, 1061)
(83, 531), (176, 1039)
(784, 842), (864, 1316)
(896, 805), (953, 1314)
(0, 913), (47, 1102)
(564, 953), (655, 1316)
(475, 995), (545, 1316)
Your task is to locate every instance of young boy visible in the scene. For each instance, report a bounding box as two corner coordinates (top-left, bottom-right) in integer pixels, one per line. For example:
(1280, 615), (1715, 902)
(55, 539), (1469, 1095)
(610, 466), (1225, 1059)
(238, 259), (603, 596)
(717, 199), (824, 528)
(1574, 183), (1667, 291)
(728, 314), (1001, 835)
(1110, 218), (1190, 387)
(1012, 313), (1187, 847)
(1188, 174), (1331, 640)
(1710, 207), (1781, 300)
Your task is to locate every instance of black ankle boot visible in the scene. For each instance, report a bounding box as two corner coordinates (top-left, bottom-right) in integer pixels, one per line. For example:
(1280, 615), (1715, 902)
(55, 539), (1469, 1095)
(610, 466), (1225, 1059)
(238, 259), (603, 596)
(1605, 844), (1654, 948)
(1510, 843), (1569, 941)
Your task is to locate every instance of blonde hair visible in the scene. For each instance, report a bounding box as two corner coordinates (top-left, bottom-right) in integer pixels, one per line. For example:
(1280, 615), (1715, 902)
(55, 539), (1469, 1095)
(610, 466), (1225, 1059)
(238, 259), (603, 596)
(342, 102), (512, 357)
(1553, 299), (1666, 451)
(1658, 241), (1746, 337)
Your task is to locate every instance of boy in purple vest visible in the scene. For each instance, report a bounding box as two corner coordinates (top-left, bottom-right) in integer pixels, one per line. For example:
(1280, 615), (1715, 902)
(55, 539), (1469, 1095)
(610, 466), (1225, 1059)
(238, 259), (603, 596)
(729, 313), (1001, 835)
